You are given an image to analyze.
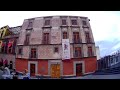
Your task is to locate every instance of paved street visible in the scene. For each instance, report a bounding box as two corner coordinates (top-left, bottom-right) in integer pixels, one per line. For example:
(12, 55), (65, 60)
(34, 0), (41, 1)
(65, 74), (120, 79)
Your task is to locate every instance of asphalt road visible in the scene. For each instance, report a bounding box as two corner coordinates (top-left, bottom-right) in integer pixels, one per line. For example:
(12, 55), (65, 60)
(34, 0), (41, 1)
(65, 74), (120, 79)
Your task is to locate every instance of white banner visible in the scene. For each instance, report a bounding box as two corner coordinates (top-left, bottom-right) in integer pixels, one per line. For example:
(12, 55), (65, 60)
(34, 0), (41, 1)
(62, 39), (70, 60)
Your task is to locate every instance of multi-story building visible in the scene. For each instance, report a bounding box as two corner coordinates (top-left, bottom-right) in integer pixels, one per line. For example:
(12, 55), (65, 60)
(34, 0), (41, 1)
(0, 25), (21, 69)
(16, 16), (97, 78)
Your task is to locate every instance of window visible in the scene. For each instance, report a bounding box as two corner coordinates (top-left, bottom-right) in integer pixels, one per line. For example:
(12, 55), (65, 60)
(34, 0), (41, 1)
(7, 40), (13, 54)
(28, 19), (34, 28)
(85, 32), (91, 43)
(62, 19), (67, 25)
(71, 20), (77, 25)
(31, 48), (37, 58)
(8, 45), (12, 54)
(18, 47), (22, 55)
(74, 47), (82, 57)
(43, 33), (49, 44)
(54, 47), (59, 53)
(73, 32), (80, 43)
(82, 21), (87, 25)
(28, 22), (33, 28)
(116, 56), (118, 62)
(9, 61), (13, 69)
(24, 34), (30, 45)
(63, 32), (68, 39)
(44, 20), (50, 26)
(88, 47), (93, 57)
(1, 42), (6, 53)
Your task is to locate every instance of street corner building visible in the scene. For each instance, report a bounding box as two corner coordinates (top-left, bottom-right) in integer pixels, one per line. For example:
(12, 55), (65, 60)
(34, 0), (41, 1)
(0, 25), (21, 69)
(15, 16), (97, 78)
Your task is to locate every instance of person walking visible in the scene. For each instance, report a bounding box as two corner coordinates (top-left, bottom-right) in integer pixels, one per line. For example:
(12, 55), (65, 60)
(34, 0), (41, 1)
(0, 67), (3, 79)
(23, 69), (30, 79)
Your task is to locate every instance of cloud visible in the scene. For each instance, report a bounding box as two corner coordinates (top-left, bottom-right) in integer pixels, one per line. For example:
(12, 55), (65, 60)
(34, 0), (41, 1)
(0, 11), (120, 57)
(0, 11), (120, 42)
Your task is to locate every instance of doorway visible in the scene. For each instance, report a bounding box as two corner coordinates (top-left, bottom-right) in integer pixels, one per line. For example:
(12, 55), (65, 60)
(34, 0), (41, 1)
(76, 63), (82, 76)
(30, 64), (35, 76)
(51, 64), (60, 78)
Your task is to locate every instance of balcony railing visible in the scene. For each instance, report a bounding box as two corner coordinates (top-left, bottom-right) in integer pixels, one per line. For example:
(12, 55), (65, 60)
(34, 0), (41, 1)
(86, 39), (92, 43)
(73, 39), (82, 44)
(88, 52), (94, 57)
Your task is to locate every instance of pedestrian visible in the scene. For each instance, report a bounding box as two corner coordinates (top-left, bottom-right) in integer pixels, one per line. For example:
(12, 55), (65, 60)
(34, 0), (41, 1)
(2, 65), (11, 79)
(23, 69), (30, 79)
(0, 67), (3, 79)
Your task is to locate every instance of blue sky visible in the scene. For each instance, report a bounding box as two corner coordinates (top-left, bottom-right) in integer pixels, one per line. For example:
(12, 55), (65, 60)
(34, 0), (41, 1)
(0, 11), (120, 57)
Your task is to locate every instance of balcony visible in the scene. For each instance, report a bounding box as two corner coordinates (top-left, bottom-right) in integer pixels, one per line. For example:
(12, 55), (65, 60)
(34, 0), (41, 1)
(24, 41), (29, 45)
(74, 54), (83, 58)
(86, 39), (92, 43)
(73, 39), (82, 44)
(29, 55), (37, 59)
(88, 52), (94, 57)
(42, 41), (50, 45)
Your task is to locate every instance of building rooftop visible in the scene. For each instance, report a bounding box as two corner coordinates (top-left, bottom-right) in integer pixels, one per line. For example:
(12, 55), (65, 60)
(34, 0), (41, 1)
(9, 26), (22, 35)
(25, 15), (88, 20)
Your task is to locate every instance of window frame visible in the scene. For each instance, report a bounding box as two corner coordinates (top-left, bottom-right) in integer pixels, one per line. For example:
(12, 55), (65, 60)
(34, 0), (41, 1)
(73, 32), (81, 43)
(54, 47), (59, 53)
(63, 32), (68, 39)
(18, 47), (22, 55)
(27, 19), (34, 29)
(44, 19), (50, 26)
(62, 19), (67, 25)
(25, 34), (30, 45)
(71, 19), (77, 25)
(85, 32), (91, 43)
(82, 20), (87, 26)
(43, 33), (49, 44)
(88, 46), (93, 57)
(30, 48), (37, 58)
(74, 47), (82, 58)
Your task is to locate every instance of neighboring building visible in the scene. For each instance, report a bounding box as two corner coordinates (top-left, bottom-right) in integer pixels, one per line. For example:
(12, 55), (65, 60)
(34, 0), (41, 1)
(16, 16), (97, 78)
(0, 25), (21, 69)
(97, 52), (120, 70)
(96, 46), (100, 60)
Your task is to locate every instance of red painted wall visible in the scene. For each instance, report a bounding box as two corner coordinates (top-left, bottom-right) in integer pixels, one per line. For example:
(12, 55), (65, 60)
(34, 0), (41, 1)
(63, 60), (73, 75)
(38, 60), (48, 75)
(63, 57), (97, 75)
(15, 59), (28, 72)
(84, 57), (97, 73)
(15, 57), (97, 76)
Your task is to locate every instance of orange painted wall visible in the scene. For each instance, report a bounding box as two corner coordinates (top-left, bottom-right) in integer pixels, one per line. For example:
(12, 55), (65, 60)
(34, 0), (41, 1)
(15, 59), (28, 72)
(38, 60), (48, 75)
(63, 60), (73, 75)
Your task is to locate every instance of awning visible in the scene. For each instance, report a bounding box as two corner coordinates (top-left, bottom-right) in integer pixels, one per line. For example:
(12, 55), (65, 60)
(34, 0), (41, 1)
(8, 43), (12, 47)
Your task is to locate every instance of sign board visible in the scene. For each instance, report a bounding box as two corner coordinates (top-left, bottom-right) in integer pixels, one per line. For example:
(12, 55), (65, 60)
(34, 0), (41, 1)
(62, 39), (70, 60)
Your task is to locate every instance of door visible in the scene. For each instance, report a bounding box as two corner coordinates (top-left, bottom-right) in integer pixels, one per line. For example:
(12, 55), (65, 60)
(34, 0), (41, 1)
(30, 64), (35, 76)
(51, 64), (60, 78)
(76, 63), (82, 76)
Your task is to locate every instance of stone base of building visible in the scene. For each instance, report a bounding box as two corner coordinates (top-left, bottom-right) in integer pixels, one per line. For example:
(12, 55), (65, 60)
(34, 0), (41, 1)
(15, 56), (97, 78)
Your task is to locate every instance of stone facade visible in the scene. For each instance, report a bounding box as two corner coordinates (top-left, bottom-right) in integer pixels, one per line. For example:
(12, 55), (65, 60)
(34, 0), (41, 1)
(16, 16), (97, 78)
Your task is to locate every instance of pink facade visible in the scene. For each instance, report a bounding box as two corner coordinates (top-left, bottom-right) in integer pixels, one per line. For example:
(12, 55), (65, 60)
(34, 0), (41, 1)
(16, 16), (97, 78)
